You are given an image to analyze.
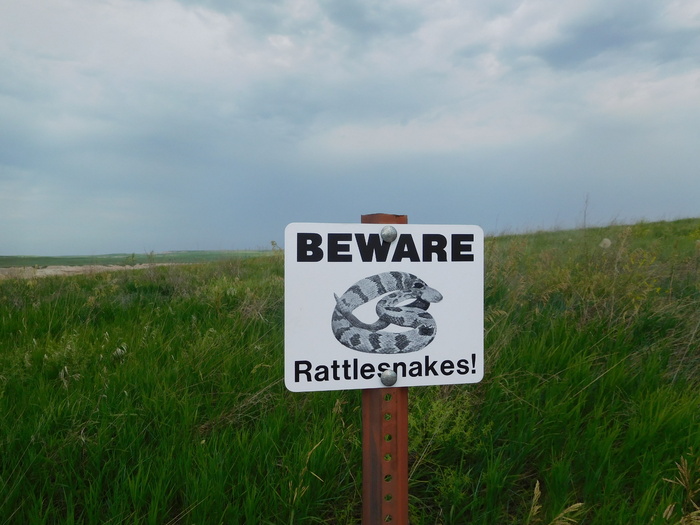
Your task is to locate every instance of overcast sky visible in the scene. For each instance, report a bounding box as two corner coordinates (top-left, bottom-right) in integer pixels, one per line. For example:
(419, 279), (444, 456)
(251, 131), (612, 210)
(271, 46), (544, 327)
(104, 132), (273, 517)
(1, 0), (699, 255)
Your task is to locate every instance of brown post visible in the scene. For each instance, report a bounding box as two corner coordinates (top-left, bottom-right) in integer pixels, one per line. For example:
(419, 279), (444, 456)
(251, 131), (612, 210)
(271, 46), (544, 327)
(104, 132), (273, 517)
(361, 213), (409, 525)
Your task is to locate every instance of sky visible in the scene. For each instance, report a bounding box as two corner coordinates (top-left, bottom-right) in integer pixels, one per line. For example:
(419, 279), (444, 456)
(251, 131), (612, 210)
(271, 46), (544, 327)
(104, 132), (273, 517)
(1, 0), (699, 256)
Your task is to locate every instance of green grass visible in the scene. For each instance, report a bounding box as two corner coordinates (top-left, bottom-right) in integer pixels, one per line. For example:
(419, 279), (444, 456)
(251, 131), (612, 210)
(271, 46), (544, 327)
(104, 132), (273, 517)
(1, 219), (699, 524)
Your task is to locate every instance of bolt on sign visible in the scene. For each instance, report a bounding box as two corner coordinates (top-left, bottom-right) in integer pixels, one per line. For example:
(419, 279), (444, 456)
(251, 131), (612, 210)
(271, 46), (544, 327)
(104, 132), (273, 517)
(285, 223), (484, 392)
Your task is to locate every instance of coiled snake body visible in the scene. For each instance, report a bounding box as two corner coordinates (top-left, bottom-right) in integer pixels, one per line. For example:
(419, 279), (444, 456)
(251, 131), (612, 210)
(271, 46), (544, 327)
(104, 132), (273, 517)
(331, 271), (443, 354)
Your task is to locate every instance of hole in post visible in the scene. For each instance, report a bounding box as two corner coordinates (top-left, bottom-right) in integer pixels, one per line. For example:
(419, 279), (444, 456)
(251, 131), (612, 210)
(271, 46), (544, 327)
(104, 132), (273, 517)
(384, 475), (393, 482)
(384, 393), (392, 401)
(384, 514), (393, 522)
(384, 413), (392, 421)
(384, 453), (392, 461)
(384, 493), (393, 501)
(384, 434), (392, 441)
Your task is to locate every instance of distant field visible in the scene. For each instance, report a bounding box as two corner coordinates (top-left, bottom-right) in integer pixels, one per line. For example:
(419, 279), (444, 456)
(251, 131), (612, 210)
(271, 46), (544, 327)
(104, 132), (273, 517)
(0, 250), (272, 268)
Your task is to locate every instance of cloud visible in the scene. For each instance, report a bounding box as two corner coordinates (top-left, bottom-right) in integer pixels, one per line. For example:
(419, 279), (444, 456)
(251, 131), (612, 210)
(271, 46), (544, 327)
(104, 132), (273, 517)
(319, 0), (422, 39)
(1, 0), (699, 254)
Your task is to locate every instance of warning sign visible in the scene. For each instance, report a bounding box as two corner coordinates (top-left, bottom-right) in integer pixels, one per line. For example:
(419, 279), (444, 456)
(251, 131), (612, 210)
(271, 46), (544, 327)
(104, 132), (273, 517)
(284, 223), (484, 392)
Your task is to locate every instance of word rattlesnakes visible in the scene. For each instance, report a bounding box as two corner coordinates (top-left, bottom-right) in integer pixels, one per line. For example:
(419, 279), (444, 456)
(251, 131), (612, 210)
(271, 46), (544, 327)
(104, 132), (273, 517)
(331, 271), (443, 354)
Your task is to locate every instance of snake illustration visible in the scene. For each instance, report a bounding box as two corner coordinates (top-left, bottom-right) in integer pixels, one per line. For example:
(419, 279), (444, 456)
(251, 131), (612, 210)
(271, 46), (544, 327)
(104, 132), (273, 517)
(331, 271), (443, 354)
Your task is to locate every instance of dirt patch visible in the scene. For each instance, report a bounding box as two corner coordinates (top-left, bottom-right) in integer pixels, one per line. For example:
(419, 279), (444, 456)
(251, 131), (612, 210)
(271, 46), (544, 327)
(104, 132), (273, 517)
(0, 263), (180, 280)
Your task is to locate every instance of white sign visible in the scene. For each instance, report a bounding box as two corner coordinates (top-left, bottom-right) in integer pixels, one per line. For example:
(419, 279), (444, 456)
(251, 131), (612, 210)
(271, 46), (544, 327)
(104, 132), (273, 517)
(284, 223), (484, 392)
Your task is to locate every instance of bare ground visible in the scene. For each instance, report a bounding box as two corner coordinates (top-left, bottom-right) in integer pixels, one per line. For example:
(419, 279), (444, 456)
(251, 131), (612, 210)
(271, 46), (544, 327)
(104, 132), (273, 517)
(0, 263), (179, 280)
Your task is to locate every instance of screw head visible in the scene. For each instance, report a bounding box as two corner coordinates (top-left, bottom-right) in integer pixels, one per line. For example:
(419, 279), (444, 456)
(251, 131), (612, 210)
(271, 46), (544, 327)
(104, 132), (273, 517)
(380, 225), (398, 243)
(380, 369), (398, 386)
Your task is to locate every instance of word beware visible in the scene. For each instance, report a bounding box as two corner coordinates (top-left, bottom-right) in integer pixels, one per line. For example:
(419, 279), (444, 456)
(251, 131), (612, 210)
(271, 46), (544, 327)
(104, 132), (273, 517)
(297, 232), (475, 263)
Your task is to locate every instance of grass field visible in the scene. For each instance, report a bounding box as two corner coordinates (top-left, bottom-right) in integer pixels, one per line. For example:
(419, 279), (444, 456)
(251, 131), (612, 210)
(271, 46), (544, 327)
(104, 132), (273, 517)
(1, 219), (699, 524)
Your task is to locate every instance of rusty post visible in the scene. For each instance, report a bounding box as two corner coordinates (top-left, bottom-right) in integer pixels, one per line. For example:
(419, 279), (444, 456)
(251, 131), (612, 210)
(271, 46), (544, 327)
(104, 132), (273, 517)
(361, 213), (409, 525)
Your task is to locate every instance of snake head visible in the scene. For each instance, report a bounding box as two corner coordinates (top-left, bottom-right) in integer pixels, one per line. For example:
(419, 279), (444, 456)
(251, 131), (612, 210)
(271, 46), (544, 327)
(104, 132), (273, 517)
(410, 279), (443, 304)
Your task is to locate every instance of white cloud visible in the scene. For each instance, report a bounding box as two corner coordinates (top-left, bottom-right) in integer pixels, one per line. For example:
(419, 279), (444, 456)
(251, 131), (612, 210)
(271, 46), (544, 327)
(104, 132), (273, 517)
(302, 99), (565, 158)
(586, 69), (700, 119)
(664, 0), (700, 28)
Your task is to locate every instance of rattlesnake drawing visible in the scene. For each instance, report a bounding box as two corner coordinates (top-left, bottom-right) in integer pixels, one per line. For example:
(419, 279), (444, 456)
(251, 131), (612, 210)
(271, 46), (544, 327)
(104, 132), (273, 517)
(331, 271), (443, 354)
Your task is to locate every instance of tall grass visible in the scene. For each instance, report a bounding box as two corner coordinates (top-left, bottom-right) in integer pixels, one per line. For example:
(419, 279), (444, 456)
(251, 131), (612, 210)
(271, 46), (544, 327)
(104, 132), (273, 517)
(1, 218), (699, 524)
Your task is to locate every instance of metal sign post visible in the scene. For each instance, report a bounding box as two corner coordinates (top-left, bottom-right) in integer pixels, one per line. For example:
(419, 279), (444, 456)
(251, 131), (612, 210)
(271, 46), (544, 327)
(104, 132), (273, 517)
(361, 213), (409, 524)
